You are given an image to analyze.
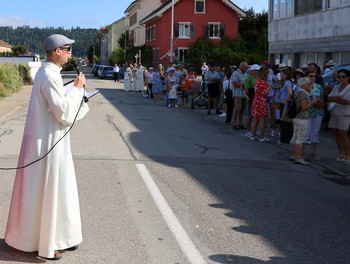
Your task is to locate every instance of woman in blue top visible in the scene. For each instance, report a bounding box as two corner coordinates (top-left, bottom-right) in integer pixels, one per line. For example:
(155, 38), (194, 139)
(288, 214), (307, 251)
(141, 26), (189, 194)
(152, 67), (164, 101)
(278, 68), (293, 144)
(303, 70), (324, 160)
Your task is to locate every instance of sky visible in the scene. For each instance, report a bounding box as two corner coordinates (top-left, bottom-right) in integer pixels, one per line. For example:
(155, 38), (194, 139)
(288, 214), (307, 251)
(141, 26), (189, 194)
(0, 0), (267, 29)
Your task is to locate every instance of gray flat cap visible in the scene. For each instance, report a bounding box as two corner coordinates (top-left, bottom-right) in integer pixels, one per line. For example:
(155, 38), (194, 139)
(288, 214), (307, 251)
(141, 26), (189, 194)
(44, 34), (75, 51)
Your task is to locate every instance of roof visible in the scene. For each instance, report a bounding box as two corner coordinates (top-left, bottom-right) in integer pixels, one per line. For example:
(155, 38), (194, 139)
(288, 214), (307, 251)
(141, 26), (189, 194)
(0, 40), (12, 48)
(140, 0), (246, 25)
(124, 0), (140, 14)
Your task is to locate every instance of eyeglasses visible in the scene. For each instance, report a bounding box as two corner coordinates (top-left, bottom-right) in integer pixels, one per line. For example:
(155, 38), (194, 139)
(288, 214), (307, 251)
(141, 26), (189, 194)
(338, 75), (347, 79)
(308, 75), (316, 78)
(58, 46), (71, 52)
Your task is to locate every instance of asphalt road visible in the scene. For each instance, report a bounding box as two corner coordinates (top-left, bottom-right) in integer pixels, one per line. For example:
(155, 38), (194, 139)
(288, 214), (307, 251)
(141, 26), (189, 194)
(0, 67), (349, 264)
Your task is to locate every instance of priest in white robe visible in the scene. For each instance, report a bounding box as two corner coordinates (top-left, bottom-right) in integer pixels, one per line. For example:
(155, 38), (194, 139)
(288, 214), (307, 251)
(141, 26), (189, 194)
(5, 34), (89, 260)
(134, 64), (144, 91)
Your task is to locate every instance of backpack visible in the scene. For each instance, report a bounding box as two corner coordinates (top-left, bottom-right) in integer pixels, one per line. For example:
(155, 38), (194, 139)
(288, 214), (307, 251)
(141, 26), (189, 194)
(286, 91), (302, 119)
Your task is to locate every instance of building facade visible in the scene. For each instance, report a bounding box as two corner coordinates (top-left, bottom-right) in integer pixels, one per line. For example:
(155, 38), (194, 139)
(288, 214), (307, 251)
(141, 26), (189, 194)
(140, 0), (245, 65)
(268, 0), (350, 69)
(124, 0), (162, 47)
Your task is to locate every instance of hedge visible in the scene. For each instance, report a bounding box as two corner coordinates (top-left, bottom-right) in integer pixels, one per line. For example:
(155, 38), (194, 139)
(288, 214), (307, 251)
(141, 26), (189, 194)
(0, 63), (33, 98)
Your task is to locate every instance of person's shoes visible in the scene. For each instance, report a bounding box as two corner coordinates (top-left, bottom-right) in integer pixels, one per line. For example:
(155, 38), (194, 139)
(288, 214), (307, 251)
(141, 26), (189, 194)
(65, 245), (79, 251)
(245, 131), (252, 137)
(277, 140), (288, 146)
(207, 111), (211, 115)
(216, 110), (223, 115)
(219, 112), (226, 117)
(289, 155), (295, 161)
(233, 126), (240, 131)
(39, 250), (62, 261)
(175, 104), (179, 108)
(270, 130), (275, 136)
(311, 154), (321, 160)
(250, 136), (257, 141)
(259, 137), (270, 143)
(294, 159), (309, 165)
(168, 104), (171, 108)
(239, 125), (247, 130)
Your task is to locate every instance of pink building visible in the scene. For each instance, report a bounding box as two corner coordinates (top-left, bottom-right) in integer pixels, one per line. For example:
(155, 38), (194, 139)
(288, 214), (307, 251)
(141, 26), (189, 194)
(140, 0), (245, 65)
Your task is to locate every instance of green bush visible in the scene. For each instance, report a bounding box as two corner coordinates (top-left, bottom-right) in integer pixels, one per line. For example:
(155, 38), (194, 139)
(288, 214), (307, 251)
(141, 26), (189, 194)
(0, 80), (10, 97)
(0, 63), (22, 97)
(18, 64), (33, 85)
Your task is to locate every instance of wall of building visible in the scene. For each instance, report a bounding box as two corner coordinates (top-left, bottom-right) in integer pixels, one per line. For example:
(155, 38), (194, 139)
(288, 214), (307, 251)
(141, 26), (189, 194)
(108, 18), (126, 59)
(145, 0), (240, 65)
(268, 2), (350, 68)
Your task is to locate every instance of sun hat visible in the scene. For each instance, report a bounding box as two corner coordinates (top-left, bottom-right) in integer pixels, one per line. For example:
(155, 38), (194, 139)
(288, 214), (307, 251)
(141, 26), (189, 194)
(44, 34), (75, 51)
(326, 60), (336, 66)
(250, 64), (260, 71)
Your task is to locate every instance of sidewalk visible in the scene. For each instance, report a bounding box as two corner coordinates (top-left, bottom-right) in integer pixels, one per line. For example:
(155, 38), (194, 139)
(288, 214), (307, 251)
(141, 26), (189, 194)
(183, 103), (350, 178)
(1, 82), (349, 178)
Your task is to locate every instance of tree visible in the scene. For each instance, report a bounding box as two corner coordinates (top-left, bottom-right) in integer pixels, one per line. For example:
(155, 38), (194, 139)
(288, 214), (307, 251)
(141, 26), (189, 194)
(11, 45), (27, 55)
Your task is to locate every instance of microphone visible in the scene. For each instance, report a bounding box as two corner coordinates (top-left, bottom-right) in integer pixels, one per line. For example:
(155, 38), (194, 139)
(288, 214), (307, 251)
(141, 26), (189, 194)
(69, 60), (89, 102)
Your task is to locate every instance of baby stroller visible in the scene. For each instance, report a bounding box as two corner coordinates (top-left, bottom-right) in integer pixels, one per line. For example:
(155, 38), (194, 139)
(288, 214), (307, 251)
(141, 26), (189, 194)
(190, 81), (208, 110)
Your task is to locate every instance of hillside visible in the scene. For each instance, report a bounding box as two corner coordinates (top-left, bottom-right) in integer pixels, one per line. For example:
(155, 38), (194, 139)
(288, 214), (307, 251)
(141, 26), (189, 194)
(0, 26), (98, 57)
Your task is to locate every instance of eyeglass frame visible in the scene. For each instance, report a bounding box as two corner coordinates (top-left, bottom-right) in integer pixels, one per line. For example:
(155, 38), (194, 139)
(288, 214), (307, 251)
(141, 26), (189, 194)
(56, 46), (71, 52)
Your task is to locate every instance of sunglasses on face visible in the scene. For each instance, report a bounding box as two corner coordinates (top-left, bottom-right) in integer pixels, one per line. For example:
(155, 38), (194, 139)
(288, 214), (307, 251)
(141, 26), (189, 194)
(338, 75), (347, 79)
(58, 46), (71, 52)
(308, 75), (316, 78)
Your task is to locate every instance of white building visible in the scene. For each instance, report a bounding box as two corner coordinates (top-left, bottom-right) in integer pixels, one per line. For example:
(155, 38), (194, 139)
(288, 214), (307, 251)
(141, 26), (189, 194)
(124, 0), (162, 47)
(268, 0), (350, 69)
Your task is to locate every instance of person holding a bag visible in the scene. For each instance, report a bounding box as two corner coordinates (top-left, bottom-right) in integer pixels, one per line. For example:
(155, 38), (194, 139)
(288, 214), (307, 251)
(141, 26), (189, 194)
(302, 70), (324, 160)
(327, 68), (350, 162)
(290, 78), (315, 165)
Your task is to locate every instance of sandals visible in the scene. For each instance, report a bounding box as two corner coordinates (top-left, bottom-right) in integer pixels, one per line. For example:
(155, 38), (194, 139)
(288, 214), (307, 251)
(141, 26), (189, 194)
(233, 126), (240, 131)
(336, 156), (346, 161)
(311, 154), (321, 160)
(39, 250), (62, 261)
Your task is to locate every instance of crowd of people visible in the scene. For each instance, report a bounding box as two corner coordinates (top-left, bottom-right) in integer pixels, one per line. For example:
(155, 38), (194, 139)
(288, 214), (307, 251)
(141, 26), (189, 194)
(115, 60), (349, 165)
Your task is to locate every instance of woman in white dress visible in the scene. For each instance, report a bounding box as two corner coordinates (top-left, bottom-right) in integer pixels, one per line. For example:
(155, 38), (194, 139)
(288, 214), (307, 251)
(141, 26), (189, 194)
(124, 67), (132, 92)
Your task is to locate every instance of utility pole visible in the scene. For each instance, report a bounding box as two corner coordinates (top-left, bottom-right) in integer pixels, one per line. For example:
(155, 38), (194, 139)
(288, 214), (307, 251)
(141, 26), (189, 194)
(170, 0), (174, 63)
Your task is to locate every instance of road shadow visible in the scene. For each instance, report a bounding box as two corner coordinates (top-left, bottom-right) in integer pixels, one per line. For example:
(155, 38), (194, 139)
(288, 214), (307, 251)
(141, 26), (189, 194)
(0, 239), (44, 263)
(86, 81), (350, 263)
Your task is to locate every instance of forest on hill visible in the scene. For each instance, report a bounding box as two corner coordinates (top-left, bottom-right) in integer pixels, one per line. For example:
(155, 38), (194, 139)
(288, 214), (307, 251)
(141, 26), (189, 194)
(0, 26), (98, 57)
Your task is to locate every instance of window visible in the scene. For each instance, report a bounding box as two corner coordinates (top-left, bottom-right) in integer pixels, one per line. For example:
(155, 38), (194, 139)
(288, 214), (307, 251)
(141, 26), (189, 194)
(205, 23), (224, 38)
(195, 0), (205, 13)
(295, 0), (322, 15)
(129, 13), (137, 26)
(153, 25), (156, 40)
(328, 0), (350, 8)
(175, 48), (189, 63)
(272, 0), (293, 20)
(175, 23), (195, 38)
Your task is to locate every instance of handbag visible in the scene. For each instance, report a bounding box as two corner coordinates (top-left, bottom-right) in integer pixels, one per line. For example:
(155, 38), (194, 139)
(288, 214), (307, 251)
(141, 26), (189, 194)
(224, 82), (233, 98)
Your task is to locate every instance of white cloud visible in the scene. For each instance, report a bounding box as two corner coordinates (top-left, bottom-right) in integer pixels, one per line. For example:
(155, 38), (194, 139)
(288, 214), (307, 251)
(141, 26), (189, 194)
(0, 13), (46, 28)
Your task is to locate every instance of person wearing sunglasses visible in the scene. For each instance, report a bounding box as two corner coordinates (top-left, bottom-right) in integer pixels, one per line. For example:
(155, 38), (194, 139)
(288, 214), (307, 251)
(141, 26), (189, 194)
(327, 69), (350, 163)
(5, 34), (89, 260)
(302, 70), (324, 160)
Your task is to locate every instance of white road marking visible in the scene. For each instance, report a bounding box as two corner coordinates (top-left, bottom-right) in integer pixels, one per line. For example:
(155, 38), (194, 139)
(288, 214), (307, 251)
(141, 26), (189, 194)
(136, 163), (206, 264)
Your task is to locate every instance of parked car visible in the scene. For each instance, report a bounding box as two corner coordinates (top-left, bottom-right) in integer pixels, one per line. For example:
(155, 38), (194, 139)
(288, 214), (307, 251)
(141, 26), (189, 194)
(97, 65), (107, 78)
(91, 64), (99, 74)
(92, 64), (101, 76)
(322, 63), (350, 84)
(99, 66), (115, 79)
(94, 65), (104, 77)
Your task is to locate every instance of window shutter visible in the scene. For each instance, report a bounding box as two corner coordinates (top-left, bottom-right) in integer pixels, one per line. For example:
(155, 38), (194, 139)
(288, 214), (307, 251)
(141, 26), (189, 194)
(190, 24), (195, 38)
(220, 24), (225, 38)
(174, 23), (179, 38)
(204, 24), (208, 37)
(175, 49), (178, 61)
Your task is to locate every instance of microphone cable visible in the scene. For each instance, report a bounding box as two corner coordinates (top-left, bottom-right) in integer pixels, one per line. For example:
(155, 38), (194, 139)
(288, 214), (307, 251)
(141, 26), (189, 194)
(0, 60), (86, 171)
